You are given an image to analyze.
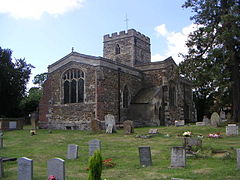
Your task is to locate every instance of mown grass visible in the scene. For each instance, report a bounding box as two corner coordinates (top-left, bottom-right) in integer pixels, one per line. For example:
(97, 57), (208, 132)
(0, 125), (240, 180)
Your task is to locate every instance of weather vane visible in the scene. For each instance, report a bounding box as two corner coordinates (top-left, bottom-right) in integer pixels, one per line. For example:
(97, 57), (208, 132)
(124, 14), (129, 31)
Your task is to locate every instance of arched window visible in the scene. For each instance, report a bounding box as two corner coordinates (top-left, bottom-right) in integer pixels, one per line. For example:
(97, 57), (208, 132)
(123, 85), (129, 108)
(63, 69), (84, 104)
(169, 85), (176, 106)
(115, 44), (120, 55)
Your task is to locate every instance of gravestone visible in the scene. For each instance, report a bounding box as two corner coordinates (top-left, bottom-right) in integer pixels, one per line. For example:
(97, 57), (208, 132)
(175, 120), (185, 127)
(183, 137), (202, 147)
(237, 149), (240, 170)
(30, 112), (38, 129)
(89, 139), (101, 156)
(0, 158), (3, 178)
(47, 158), (65, 180)
(67, 144), (78, 160)
(123, 120), (134, 134)
(203, 116), (210, 125)
(210, 112), (220, 127)
(0, 136), (3, 149)
(18, 157), (33, 180)
(226, 124), (239, 136)
(220, 111), (226, 122)
(148, 129), (158, 134)
(172, 178), (184, 180)
(138, 146), (152, 167)
(226, 112), (231, 122)
(104, 114), (116, 133)
(170, 147), (186, 168)
(9, 121), (17, 129)
(196, 122), (206, 126)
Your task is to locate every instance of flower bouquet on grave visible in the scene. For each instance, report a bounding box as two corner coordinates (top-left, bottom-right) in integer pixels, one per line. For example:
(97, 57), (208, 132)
(182, 131), (192, 137)
(207, 132), (222, 138)
(102, 158), (116, 168)
(48, 175), (57, 180)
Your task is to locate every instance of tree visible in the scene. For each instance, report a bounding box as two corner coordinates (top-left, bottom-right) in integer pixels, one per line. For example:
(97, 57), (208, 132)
(179, 0), (240, 122)
(33, 72), (48, 87)
(0, 47), (33, 117)
(88, 150), (103, 180)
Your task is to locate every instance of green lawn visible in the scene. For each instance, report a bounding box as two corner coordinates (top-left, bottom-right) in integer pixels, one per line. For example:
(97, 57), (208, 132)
(0, 125), (240, 180)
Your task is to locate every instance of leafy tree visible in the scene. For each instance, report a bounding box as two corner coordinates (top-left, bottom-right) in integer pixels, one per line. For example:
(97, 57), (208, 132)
(33, 72), (48, 87)
(0, 47), (33, 117)
(179, 0), (240, 121)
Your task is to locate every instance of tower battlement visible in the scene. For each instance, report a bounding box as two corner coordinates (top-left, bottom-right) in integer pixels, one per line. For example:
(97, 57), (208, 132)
(104, 29), (150, 44)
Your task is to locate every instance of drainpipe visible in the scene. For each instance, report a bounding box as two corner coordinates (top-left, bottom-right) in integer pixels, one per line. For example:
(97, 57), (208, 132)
(118, 68), (121, 123)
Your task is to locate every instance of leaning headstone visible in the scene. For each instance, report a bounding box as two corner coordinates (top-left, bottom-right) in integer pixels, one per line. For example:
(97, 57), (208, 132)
(0, 136), (3, 149)
(170, 147), (186, 168)
(138, 146), (152, 167)
(183, 137), (202, 147)
(196, 122), (206, 126)
(67, 144), (78, 160)
(0, 158), (3, 178)
(123, 120), (134, 134)
(148, 129), (158, 134)
(175, 120), (185, 127)
(89, 139), (101, 156)
(18, 157), (33, 180)
(210, 112), (220, 127)
(226, 124), (239, 136)
(203, 116), (210, 125)
(47, 158), (65, 180)
(237, 149), (240, 170)
(104, 114), (116, 133)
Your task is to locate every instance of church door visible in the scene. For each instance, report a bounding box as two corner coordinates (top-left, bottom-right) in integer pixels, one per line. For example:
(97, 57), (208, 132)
(159, 106), (165, 126)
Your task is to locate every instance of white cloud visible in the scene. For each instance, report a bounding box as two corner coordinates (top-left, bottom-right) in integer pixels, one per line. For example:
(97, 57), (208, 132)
(152, 24), (197, 64)
(0, 0), (85, 19)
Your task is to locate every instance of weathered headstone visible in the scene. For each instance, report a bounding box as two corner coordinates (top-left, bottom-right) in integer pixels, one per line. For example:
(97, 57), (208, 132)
(104, 114), (116, 133)
(226, 112), (231, 122)
(18, 157), (33, 180)
(47, 158), (65, 180)
(183, 137), (202, 147)
(138, 146), (152, 167)
(0, 136), (3, 149)
(0, 158), (3, 178)
(148, 129), (158, 134)
(210, 112), (220, 127)
(67, 144), (78, 160)
(89, 139), (101, 156)
(196, 122), (206, 126)
(175, 120), (185, 127)
(226, 124), (239, 136)
(220, 111), (226, 122)
(9, 121), (17, 129)
(123, 120), (134, 134)
(170, 147), (186, 168)
(237, 148), (240, 170)
(203, 115), (210, 125)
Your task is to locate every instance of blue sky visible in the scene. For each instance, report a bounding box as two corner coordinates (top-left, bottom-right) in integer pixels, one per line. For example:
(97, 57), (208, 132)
(0, 0), (195, 88)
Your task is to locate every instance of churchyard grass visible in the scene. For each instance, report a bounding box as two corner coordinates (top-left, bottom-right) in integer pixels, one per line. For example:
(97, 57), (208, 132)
(0, 125), (239, 180)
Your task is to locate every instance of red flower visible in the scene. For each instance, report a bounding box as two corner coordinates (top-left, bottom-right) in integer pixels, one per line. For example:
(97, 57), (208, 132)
(48, 175), (57, 180)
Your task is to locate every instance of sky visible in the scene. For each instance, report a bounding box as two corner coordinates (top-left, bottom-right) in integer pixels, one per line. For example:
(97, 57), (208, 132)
(0, 0), (196, 88)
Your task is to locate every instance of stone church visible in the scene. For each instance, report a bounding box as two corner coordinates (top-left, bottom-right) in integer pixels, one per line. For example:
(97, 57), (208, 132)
(39, 29), (195, 130)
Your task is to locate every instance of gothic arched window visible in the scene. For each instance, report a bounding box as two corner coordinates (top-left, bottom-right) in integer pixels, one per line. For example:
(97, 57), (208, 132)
(123, 85), (129, 108)
(62, 69), (84, 104)
(169, 85), (176, 106)
(115, 44), (120, 55)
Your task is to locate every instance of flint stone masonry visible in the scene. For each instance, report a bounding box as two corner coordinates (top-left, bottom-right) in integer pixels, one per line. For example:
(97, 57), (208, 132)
(237, 149), (240, 170)
(18, 157), (33, 180)
(47, 158), (65, 180)
(139, 146), (152, 167)
(67, 144), (79, 160)
(171, 147), (186, 168)
(0, 158), (3, 178)
(226, 124), (239, 136)
(89, 139), (101, 156)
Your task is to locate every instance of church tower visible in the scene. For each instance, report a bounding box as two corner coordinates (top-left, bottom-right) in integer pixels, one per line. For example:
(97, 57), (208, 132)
(103, 29), (151, 67)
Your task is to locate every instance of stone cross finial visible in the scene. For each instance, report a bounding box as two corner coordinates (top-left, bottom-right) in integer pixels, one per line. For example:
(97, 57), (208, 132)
(71, 47), (74, 52)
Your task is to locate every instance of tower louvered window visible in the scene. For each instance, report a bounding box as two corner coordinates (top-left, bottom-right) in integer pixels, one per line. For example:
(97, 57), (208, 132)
(63, 69), (84, 104)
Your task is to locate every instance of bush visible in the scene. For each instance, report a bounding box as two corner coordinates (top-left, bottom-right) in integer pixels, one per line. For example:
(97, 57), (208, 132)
(87, 150), (102, 180)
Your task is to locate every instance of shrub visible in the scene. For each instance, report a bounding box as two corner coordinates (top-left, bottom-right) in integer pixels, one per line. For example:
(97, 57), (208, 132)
(87, 150), (103, 180)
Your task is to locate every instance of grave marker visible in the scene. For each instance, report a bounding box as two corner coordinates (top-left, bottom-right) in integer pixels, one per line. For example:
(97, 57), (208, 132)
(123, 120), (134, 134)
(89, 139), (101, 156)
(67, 144), (78, 160)
(18, 157), (33, 180)
(0, 158), (3, 178)
(226, 124), (238, 136)
(196, 122), (206, 126)
(138, 146), (152, 167)
(170, 147), (186, 168)
(203, 116), (210, 125)
(104, 114), (116, 133)
(175, 120), (185, 127)
(210, 112), (220, 127)
(237, 149), (240, 170)
(47, 158), (65, 180)
(183, 137), (202, 147)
